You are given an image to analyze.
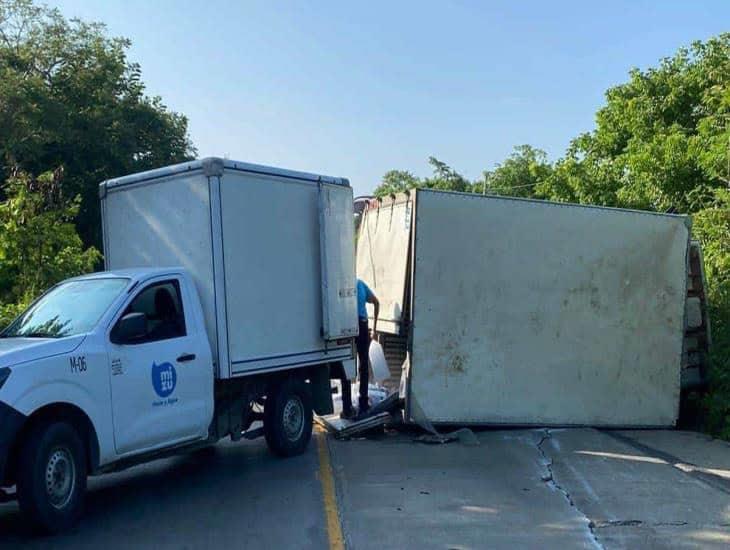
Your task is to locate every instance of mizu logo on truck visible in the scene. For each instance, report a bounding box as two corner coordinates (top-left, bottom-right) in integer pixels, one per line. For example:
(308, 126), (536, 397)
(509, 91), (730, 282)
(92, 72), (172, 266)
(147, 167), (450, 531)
(151, 361), (178, 405)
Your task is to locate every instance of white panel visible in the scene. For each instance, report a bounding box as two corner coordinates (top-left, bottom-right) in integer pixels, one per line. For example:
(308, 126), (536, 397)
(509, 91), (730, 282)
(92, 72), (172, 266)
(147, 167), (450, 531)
(102, 161), (356, 378)
(102, 173), (219, 367)
(208, 175), (229, 377)
(220, 172), (351, 373)
(409, 190), (689, 426)
(319, 183), (358, 340)
(356, 196), (412, 334)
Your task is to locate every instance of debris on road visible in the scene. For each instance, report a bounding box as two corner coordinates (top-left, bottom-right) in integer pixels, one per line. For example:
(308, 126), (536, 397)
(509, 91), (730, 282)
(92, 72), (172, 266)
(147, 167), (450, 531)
(413, 428), (479, 446)
(320, 386), (478, 447)
(316, 412), (393, 439)
(318, 385), (404, 439)
(366, 391), (402, 417)
(333, 381), (391, 411)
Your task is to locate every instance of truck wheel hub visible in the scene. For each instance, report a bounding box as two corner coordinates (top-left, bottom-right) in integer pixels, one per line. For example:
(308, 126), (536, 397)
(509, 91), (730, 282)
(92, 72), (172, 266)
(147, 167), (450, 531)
(283, 397), (304, 441)
(45, 448), (75, 509)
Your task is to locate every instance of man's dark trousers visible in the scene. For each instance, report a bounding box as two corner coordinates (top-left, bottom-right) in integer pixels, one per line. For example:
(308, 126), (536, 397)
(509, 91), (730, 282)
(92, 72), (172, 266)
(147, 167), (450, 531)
(356, 318), (370, 411)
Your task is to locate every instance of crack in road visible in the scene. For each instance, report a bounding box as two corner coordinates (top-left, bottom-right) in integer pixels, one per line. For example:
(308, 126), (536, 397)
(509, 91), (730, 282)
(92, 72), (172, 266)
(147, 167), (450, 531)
(533, 430), (730, 543)
(536, 429), (605, 550)
(592, 519), (690, 528)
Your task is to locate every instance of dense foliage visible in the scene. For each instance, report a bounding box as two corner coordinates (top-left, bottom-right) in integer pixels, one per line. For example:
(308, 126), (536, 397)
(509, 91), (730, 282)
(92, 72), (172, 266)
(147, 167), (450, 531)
(694, 189), (730, 435)
(0, 168), (100, 328)
(375, 34), (730, 436)
(0, 0), (195, 248)
(0, 0), (194, 328)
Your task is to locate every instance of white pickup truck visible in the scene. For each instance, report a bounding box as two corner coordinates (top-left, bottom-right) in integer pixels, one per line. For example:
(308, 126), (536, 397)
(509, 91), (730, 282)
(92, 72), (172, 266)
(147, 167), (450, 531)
(0, 158), (358, 532)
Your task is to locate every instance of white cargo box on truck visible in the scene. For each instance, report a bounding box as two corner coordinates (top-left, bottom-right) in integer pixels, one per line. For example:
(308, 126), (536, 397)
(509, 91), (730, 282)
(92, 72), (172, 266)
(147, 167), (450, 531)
(100, 157), (357, 379)
(357, 189), (691, 427)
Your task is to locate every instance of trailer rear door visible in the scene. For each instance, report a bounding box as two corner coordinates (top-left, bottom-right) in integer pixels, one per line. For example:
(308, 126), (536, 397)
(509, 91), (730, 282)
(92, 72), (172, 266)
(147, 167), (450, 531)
(319, 183), (358, 340)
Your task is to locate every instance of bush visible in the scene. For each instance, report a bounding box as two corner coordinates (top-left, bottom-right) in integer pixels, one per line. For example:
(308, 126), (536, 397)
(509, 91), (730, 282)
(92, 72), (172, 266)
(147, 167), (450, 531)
(693, 190), (730, 437)
(0, 169), (100, 331)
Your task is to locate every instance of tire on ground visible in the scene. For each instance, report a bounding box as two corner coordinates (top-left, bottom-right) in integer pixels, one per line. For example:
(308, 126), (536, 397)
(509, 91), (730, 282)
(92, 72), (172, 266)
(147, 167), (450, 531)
(16, 421), (87, 533)
(263, 377), (313, 457)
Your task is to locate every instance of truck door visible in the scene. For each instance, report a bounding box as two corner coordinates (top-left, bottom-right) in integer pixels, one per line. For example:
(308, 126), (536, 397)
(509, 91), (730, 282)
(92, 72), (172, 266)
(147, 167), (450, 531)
(318, 182), (358, 340)
(107, 277), (211, 456)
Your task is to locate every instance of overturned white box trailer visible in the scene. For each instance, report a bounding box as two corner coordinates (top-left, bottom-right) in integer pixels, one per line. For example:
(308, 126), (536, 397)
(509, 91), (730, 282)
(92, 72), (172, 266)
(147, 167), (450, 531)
(357, 189), (692, 427)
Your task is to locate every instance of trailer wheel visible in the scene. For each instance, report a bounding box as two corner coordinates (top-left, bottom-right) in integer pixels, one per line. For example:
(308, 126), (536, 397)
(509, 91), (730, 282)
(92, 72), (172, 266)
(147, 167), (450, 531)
(264, 377), (313, 457)
(16, 421), (87, 533)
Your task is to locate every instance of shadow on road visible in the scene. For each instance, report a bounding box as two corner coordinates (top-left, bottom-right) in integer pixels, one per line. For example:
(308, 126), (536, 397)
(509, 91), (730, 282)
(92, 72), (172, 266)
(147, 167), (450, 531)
(0, 439), (326, 548)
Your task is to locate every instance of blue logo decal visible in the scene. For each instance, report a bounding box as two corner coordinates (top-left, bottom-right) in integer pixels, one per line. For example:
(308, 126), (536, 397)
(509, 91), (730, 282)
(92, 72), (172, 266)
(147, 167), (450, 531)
(152, 362), (177, 398)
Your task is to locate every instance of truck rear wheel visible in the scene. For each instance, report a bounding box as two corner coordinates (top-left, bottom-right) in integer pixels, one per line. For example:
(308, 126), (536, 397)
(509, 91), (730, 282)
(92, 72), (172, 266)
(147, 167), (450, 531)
(264, 377), (313, 457)
(16, 421), (87, 533)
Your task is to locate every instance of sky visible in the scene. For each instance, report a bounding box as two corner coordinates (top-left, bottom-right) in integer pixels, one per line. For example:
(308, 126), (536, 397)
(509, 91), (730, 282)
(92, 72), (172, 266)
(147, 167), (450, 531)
(50, 0), (730, 197)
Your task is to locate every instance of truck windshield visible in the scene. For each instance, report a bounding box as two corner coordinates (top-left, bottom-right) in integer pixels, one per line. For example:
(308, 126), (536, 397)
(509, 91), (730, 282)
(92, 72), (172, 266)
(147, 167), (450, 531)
(1, 278), (129, 339)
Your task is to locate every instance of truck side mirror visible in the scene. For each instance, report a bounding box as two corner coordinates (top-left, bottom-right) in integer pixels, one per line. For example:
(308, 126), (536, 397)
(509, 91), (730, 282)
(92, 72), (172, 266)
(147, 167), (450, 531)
(111, 312), (147, 344)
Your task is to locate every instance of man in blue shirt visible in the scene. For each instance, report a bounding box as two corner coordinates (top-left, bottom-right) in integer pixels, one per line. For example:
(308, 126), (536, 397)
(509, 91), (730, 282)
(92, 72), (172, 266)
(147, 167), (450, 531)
(356, 278), (379, 414)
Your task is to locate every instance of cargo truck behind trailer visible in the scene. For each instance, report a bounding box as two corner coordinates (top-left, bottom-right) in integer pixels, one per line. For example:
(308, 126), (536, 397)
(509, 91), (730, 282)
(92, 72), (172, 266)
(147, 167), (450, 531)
(357, 189), (693, 427)
(0, 158), (357, 532)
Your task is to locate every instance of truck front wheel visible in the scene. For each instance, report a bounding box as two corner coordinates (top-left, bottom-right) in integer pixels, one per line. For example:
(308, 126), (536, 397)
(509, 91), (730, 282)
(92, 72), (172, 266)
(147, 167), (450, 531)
(264, 377), (313, 457)
(16, 421), (87, 533)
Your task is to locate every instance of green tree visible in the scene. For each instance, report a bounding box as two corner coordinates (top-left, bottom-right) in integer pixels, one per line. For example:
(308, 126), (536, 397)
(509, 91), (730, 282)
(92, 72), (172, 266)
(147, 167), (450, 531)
(0, 0), (195, 249)
(541, 34), (729, 212)
(374, 157), (472, 197)
(0, 168), (100, 328)
(375, 170), (421, 197)
(480, 145), (554, 198)
(423, 157), (472, 193)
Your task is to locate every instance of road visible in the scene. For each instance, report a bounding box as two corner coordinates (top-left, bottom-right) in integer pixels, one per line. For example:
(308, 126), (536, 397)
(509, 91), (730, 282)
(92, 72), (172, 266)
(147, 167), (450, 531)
(1, 428), (729, 549)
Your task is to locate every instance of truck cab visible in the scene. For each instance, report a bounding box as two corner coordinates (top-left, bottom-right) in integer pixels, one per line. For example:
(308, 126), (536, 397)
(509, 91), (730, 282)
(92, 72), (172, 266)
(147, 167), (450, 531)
(0, 268), (218, 531)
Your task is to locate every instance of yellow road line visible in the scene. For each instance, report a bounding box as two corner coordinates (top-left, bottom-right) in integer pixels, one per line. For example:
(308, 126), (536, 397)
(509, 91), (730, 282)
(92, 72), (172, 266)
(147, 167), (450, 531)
(315, 426), (345, 550)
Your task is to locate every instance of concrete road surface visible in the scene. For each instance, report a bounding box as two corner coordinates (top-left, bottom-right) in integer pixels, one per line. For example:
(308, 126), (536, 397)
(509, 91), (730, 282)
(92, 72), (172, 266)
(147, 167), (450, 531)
(1, 428), (729, 549)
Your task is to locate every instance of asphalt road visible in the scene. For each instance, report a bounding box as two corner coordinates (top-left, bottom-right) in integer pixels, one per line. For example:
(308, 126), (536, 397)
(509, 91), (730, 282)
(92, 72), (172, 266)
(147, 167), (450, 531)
(1, 428), (729, 549)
